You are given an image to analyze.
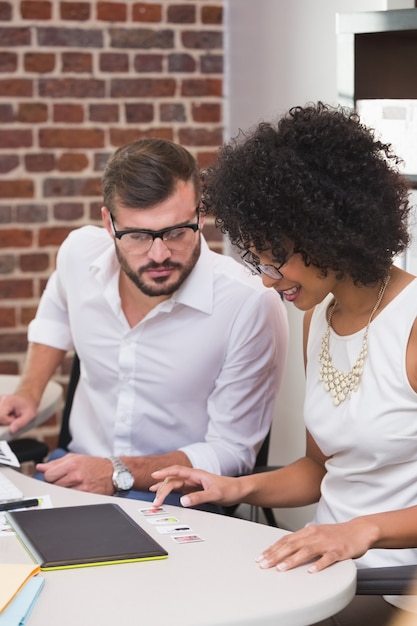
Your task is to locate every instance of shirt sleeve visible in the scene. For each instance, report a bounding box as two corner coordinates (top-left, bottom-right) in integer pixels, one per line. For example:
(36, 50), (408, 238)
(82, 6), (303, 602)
(178, 288), (289, 476)
(27, 239), (74, 352)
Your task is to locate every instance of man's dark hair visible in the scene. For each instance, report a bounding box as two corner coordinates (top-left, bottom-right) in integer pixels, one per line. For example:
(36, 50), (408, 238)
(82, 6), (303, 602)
(202, 102), (411, 285)
(103, 138), (200, 215)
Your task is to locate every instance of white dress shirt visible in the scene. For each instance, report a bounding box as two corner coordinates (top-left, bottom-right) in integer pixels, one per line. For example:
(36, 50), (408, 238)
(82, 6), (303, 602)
(29, 226), (288, 476)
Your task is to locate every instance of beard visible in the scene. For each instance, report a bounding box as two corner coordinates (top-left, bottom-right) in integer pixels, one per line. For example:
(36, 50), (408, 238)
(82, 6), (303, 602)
(115, 237), (201, 297)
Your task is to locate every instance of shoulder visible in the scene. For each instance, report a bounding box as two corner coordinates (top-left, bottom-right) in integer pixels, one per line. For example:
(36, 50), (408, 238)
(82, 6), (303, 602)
(57, 225), (111, 259)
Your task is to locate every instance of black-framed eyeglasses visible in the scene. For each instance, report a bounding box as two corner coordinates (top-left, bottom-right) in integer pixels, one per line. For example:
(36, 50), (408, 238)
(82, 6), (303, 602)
(109, 209), (200, 255)
(241, 250), (291, 280)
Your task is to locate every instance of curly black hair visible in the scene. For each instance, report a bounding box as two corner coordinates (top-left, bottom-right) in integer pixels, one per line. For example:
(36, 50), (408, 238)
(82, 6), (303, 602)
(202, 102), (411, 285)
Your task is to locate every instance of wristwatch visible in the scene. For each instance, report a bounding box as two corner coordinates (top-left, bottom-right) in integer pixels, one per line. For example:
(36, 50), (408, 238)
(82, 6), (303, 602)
(108, 457), (134, 493)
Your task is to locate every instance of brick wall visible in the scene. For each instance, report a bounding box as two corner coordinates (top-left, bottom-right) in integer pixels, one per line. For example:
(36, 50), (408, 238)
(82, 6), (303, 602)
(0, 0), (224, 448)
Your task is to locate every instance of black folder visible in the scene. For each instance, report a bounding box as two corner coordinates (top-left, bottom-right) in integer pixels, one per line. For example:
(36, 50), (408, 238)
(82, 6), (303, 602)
(6, 502), (168, 571)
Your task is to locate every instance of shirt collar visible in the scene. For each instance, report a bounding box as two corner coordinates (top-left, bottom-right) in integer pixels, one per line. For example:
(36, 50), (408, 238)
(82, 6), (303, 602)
(90, 234), (215, 316)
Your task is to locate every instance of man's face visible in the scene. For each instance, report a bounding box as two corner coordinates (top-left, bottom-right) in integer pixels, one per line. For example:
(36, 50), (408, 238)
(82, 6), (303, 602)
(102, 180), (203, 298)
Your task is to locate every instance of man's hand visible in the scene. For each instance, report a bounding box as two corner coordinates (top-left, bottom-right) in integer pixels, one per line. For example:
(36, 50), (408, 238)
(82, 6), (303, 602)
(36, 453), (115, 495)
(0, 394), (37, 434)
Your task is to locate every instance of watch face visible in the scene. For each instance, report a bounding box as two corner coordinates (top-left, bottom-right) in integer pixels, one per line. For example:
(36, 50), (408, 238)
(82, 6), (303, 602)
(116, 470), (134, 491)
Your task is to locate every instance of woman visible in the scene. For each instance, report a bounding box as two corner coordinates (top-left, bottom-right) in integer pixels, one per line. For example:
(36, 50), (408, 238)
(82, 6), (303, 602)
(151, 102), (417, 624)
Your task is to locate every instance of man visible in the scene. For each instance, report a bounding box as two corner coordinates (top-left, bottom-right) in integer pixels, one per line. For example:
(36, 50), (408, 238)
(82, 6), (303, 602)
(0, 138), (288, 503)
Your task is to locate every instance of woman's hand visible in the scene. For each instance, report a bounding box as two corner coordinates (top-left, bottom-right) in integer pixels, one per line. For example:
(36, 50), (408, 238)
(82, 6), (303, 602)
(150, 465), (242, 508)
(256, 518), (376, 573)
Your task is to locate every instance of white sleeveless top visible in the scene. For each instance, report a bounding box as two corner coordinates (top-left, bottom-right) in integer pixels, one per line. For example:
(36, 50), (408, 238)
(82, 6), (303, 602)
(305, 278), (417, 568)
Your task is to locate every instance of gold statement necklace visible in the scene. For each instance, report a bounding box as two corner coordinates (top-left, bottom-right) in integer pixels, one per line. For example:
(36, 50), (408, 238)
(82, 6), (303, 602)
(318, 275), (390, 406)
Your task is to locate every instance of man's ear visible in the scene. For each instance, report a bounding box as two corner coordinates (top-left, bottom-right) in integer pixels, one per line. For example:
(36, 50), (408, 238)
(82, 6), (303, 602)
(101, 206), (113, 237)
(199, 211), (205, 231)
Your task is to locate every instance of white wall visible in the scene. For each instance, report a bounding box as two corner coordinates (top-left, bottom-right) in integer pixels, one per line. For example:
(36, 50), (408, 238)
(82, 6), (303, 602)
(225, 0), (414, 529)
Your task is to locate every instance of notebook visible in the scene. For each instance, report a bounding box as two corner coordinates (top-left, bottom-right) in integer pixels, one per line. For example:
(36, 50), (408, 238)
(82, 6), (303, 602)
(6, 502), (168, 571)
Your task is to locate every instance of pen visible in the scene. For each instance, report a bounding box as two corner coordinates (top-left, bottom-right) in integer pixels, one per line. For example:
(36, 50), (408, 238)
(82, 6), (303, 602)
(0, 498), (40, 512)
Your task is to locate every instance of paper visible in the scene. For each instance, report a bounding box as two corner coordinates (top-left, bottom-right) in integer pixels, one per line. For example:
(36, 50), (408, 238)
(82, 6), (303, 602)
(0, 442), (20, 468)
(0, 576), (45, 625)
(0, 563), (40, 613)
(0, 495), (53, 535)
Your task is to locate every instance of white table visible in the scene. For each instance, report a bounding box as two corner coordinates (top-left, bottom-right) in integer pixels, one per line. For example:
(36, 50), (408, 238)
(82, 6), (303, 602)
(0, 468), (357, 626)
(0, 375), (63, 441)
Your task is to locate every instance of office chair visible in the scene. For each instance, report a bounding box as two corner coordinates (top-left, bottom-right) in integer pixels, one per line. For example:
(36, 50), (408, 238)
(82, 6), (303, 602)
(223, 431), (282, 527)
(356, 565), (417, 595)
(9, 353), (79, 465)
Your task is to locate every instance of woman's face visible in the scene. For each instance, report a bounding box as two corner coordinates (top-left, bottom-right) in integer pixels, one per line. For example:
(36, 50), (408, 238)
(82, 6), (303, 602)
(254, 248), (337, 311)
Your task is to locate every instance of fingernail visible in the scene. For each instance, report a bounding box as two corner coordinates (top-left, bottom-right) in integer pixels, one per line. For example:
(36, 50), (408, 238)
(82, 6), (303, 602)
(276, 562), (288, 571)
(308, 564), (317, 573)
(180, 495), (191, 507)
(258, 559), (270, 569)
(255, 554), (264, 563)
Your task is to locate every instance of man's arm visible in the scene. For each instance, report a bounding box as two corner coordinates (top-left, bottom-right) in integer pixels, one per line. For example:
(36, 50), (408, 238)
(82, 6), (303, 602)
(0, 342), (66, 434)
(36, 450), (193, 494)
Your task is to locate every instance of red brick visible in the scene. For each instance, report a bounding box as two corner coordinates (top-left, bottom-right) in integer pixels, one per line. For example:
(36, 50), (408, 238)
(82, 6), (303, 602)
(110, 78), (175, 98)
(132, 3), (162, 22)
(109, 127), (173, 146)
(0, 181), (34, 199)
(89, 104), (119, 123)
(0, 155), (19, 174)
(168, 53), (195, 72)
(0, 254), (14, 273)
(181, 78), (222, 97)
(89, 201), (102, 221)
(99, 53), (128, 72)
(53, 202), (84, 219)
(201, 6), (222, 24)
(167, 5), (195, 23)
(0, 2), (12, 20)
(24, 52), (55, 73)
(37, 27), (102, 47)
(0, 104), (14, 123)
(21, 1), (52, 19)
(0, 280), (33, 297)
(18, 102), (48, 123)
(57, 153), (89, 171)
(133, 54), (163, 72)
(201, 54), (223, 74)
(0, 130), (32, 148)
(160, 103), (185, 122)
(0, 307), (16, 328)
(0, 206), (12, 222)
(43, 177), (102, 197)
(182, 30), (222, 49)
(19, 252), (50, 272)
(179, 127), (223, 147)
(97, 2), (127, 21)
(21, 305), (38, 326)
(125, 103), (153, 123)
(0, 229), (33, 247)
(109, 28), (173, 48)
(0, 361), (20, 374)
(16, 204), (48, 222)
(0, 79), (32, 97)
(192, 102), (221, 123)
(60, 2), (90, 20)
(39, 128), (104, 148)
(196, 150), (219, 169)
(0, 27), (31, 46)
(0, 52), (17, 72)
(0, 332), (29, 352)
(39, 78), (105, 98)
(53, 103), (84, 123)
(24, 153), (55, 172)
(38, 226), (74, 246)
(62, 52), (92, 73)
